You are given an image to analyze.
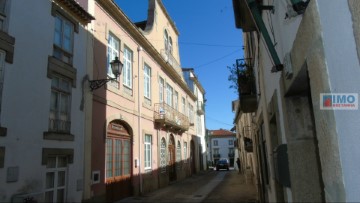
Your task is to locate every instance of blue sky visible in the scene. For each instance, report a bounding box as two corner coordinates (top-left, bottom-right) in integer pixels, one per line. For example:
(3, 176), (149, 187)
(115, 0), (244, 131)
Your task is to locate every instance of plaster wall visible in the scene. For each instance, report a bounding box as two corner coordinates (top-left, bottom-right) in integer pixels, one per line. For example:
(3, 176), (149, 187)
(0, 0), (88, 202)
(317, 0), (360, 201)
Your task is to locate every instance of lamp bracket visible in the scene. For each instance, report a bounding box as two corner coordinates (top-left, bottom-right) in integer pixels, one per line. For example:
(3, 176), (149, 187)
(89, 77), (116, 91)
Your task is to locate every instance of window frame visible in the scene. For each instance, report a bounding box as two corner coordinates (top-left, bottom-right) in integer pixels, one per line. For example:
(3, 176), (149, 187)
(49, 75), (72, 133)
(144, 134), (152, 170)
(213, 140), (218, 146)
(166, 83), (173, 107)
(53, 13), (74, 65)
(183, 141), (188, 163)
(107, 33), (120, 78)
(160, 138), (167, 173)
(123, 46), (133, 89)
(159, 77), (164, 103)
(144, 64), (151, 99)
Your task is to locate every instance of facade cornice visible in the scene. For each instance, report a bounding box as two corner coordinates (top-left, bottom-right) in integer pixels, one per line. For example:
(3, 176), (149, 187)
(55, 0), (95, 25)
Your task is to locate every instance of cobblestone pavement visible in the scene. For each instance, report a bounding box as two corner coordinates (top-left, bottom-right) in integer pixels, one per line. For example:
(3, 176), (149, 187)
(117, 168), (258, 203)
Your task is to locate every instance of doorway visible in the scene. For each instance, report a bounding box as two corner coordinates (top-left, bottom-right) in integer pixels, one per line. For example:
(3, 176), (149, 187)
(105, 121), (132, 202)
(168, 134), (176, 181)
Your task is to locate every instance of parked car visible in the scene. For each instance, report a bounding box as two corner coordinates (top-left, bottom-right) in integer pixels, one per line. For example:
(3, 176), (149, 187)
(216, 158), (229, 171)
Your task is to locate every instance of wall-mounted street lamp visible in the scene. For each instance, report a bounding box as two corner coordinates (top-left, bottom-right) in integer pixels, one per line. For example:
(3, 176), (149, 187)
(89, 57), (123, 91)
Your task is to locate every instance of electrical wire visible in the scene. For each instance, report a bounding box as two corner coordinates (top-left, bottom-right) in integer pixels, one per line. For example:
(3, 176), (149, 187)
(207, 116), (234, 127)
(195, 49), (242, 69)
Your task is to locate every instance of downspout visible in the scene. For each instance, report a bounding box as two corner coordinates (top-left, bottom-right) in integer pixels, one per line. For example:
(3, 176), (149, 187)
(137, 46), (143, 194)
(246, 0), (283, 72)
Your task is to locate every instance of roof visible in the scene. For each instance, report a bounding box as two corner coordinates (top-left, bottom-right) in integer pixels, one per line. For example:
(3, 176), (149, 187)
(209, 129), (235, 137)
(56, 0), (95, 25)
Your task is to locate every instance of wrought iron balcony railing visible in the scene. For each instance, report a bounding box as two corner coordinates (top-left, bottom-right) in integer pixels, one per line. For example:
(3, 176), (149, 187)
(154, 103), (189, 132)
(160, 49), (183, 76)
(49, 118), (71, 133)
(196, 101), (205, 115)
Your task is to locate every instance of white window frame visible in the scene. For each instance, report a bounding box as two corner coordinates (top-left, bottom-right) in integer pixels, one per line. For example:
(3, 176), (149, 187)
(166, 83), (173, 107)
(174, 91), (178, 111)
(144, 64), (151, 99)
(159, 77), (164, 103)
(182, 97), (186, 114)
(144, 134), (152, 170)
(107, 33), (120, 78)
(183, 141), (188, 163)
(123, 47), (133, 89)
(176, 141), (181, 166)
(44, 156), (67, 203)
(213, 140), (218, 146)
(160, 138), (167, 172)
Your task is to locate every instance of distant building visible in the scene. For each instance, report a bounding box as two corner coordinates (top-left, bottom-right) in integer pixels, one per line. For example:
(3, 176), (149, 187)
(207, 129), (236, 167)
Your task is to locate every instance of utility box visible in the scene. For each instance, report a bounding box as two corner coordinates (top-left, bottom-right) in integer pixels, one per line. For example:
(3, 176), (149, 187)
(273, 144), (291, 187)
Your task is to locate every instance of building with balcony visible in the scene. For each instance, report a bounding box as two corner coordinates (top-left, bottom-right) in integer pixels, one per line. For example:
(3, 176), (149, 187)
(182, 68), (207, 171)
(232, 0), (360, 202)
(207, 129), (236, 167)
(80, 0), (206, 202)
(232, 100), (258, 185)
(0, 0), (94, 202)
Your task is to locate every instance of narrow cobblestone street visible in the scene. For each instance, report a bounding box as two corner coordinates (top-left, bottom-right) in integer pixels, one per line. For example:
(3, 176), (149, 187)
(118, 168), (258, 203)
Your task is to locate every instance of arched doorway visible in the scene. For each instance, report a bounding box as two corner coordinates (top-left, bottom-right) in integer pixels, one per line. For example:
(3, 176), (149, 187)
(105, 121), (132, 202)
(190, 140), (196, 175)
(168, 134), (176, 181)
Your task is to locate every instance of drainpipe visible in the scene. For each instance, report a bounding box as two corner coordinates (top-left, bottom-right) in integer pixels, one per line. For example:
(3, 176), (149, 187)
(137, 46), (143, 194)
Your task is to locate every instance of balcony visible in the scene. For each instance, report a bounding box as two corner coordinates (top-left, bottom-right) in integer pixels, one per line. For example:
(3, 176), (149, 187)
(49, 118), (71, 133)
(213, 154), (220, 159)
(154, 103), (189, 132)
(228, 153), (235, 158)
(160, 49), (182, 76)
(238, 66), (257, 113)
(196, 101), (205, 115)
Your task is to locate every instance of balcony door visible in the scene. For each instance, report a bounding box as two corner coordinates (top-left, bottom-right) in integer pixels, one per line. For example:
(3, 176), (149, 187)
(168, 134), (176, 181)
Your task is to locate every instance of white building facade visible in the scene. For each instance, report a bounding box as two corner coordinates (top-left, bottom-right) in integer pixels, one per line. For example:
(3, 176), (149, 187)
(233, 0), (360, 202)
(0, 0), (93, 202)
(208, 129), (236, 167)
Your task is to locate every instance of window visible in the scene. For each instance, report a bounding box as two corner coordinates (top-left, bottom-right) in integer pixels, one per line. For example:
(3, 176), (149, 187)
(144, 64), (151, 99)
(160, 138), (166, 172)
(229, 140), (234, 145)
(164, 29), (173, 54)
(106, 137), (131, 179)
(213, 140), (218, 146)
(53, 14), (74, 64)
(0, 51), (4, 120)
(213, 148), (219, 155)
(144, 134), (152, 170)
(174, 91), (178, 111)
(182, 97), (186, 114)
(196, 115), (202, 134)
(123, 47), (132, 89)
(183, 142), (188, 163)
(159, 77), (164, 103)
(229, 148), (234, 154)
(49, 76), (71, 133)
(166, 83), (173, 107)
(45, 156), (67, 203)
(176, 141), (181, 166)
(188, 104), (194, 124)
(0, 0), (7, 31)
(107, 33), (120, 78)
